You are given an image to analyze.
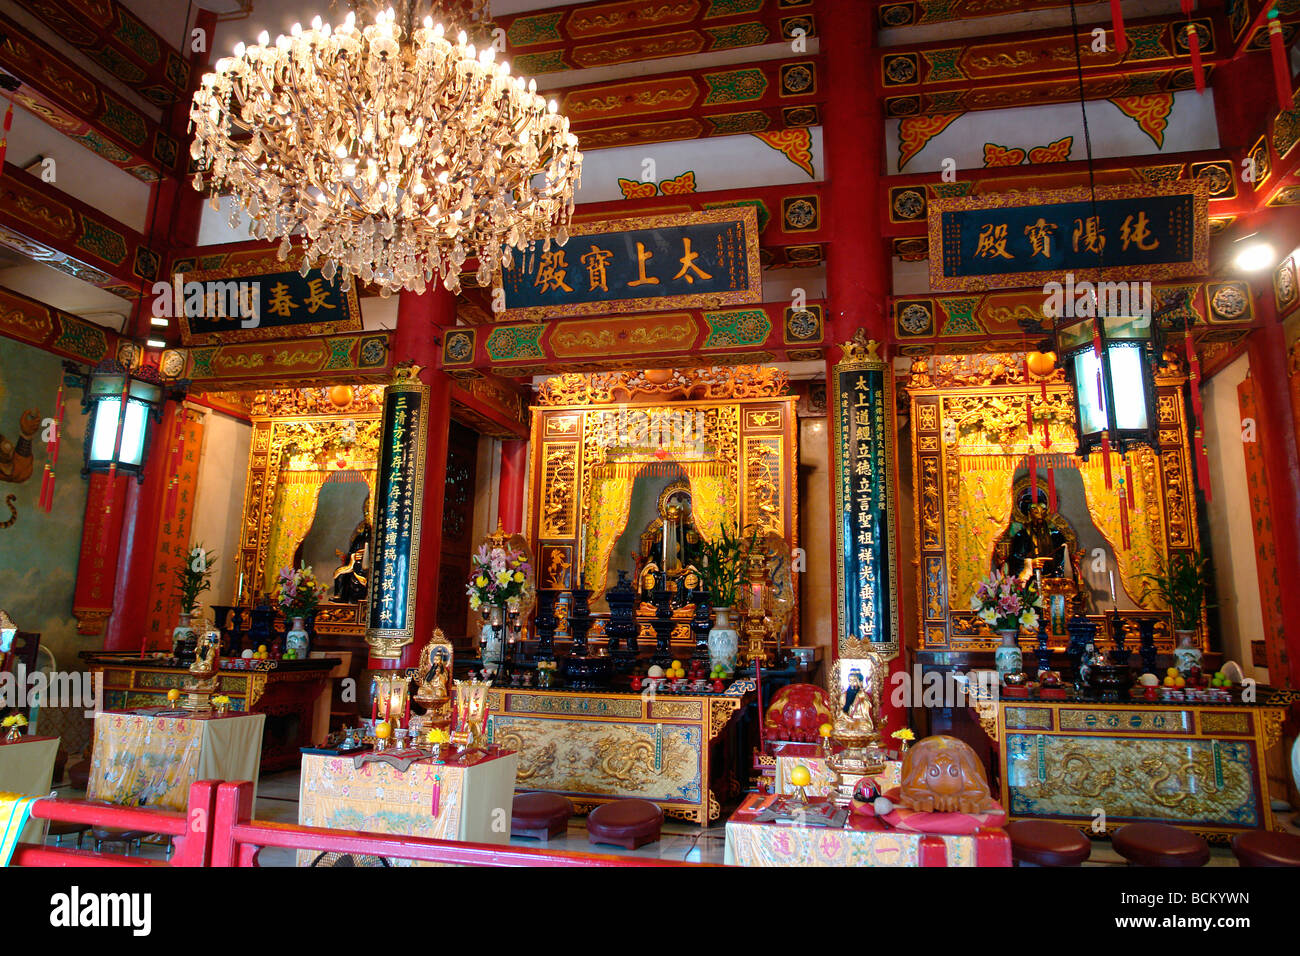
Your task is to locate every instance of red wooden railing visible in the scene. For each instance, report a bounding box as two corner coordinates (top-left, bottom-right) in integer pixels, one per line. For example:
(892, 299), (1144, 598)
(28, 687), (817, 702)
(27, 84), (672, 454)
(11, 781), (705, 868)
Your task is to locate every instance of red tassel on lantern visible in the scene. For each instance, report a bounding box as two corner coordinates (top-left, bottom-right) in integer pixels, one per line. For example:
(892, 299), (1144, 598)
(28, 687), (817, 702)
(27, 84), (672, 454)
(1030, 450), (1039, 501)
(1269, 12), (1292, 112)
(44, 468), (55, 512)
(39, 464), (51, 511)
(0, 96), (13, 172)
(1047, 466), (1058, 514)
(1124, 456), (1136, 508)
(1119, 490), (1132, 551)
(1111, 0), (1128, 54)
(1186, 25), (1206, 94)
(47, 384), (63, 465)
(1101, 434), (1114, 489)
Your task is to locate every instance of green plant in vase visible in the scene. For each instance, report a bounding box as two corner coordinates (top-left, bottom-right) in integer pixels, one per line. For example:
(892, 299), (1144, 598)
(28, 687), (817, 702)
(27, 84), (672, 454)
(1141, 550), (1215, 675)
(698, 522), (758, 674)
(172, 545), (216, 657)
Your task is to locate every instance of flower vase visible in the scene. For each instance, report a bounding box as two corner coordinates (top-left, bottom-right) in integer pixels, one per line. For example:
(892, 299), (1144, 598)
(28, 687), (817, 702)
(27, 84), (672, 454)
(4, 725), (22, 742)
(172, 613), (196, 659)
(285, 616), (309, 659)
(707, 607), (740, 674)
(1173, 630), (1202, 676)
(995, 629), (1022, 680)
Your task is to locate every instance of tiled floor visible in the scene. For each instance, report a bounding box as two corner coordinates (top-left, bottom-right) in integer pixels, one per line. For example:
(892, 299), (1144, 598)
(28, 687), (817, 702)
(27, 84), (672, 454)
(49, 769), (1297, 866)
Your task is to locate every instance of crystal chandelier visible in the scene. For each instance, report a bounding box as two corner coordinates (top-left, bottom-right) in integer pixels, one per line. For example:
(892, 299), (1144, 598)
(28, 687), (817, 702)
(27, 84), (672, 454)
(189, 1), (582, 296)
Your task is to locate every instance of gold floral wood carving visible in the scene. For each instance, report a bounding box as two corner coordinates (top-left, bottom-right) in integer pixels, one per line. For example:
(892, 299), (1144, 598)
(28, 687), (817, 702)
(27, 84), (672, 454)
(535, 365), (789, 406)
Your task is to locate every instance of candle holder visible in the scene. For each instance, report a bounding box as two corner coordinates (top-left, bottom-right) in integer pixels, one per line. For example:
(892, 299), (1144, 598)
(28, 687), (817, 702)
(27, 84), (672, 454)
(1065, 613), (1097, 685)
(1107, 609), (1131, 667)
(533, 589), (558, 661)
(648, 569), (676, 668)
(1137, 617), (1159, 674)
(605, 571), (639, 673)
(1034, 625), (1052, 676)
(564, 575), (612, 688)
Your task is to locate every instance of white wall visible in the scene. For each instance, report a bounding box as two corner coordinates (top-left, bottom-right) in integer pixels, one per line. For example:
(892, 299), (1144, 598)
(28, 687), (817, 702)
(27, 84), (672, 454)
(189, 406), (254, 611)
(1202, 354), (1268, 682)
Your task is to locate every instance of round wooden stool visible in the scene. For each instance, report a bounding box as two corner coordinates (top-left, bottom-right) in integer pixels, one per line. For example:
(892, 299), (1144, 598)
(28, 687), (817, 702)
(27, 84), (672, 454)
(587, 799), (663, 850)
(511, 792), (573, 841)
(1112, 823), (1210, 867)
(1231, 830), (1300, 866)
(1005, 820), (1092, 866)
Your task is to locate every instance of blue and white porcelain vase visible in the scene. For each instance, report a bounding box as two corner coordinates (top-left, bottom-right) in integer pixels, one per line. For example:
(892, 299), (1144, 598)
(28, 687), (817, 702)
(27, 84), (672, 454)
(707, 608), (739, 674)
(995, 629), (1022, 680)
(285, 616), (310, 658)
(1173, 630), (1202, 676)
(172, 613), (196, 658)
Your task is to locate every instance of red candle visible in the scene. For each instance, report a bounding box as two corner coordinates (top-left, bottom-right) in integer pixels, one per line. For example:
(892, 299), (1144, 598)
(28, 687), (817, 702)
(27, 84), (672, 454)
(404, 696), (410, 725)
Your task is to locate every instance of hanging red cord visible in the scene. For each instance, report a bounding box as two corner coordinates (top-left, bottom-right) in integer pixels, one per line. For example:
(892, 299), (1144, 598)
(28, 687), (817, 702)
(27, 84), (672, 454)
(1186, 24), (1206, 93)
(0, 95), (14, 172)
(1269, 10), (1292, 112)
(1124, 455), (1135, 509)
(1110, 0), (1128, 54)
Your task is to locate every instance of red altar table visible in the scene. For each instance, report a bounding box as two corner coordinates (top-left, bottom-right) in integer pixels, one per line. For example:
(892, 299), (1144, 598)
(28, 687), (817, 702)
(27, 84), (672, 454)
(724, 793), (1012, 867)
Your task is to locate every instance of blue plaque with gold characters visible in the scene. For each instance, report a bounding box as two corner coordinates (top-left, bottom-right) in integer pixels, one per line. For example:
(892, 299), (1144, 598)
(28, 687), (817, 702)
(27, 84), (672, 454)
(174, 266), (362, 346)
(365, 365), (428, 659)
(927, 183), (1209, 292)
(830, 332), (899, 659)
(499, 208), (762, 320)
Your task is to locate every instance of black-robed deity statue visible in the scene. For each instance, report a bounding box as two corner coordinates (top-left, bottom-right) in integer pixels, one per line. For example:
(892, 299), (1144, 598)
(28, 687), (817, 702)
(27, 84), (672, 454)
(332, 520), (370, 603)
(1009, 502), (1068, 580)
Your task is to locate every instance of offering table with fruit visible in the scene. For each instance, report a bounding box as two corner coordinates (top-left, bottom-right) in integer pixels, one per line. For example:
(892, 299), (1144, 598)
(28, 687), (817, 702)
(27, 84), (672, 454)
(484, 681), (753, 826)
(977, 690), (1293, 844)
(83, 652), (338, 771)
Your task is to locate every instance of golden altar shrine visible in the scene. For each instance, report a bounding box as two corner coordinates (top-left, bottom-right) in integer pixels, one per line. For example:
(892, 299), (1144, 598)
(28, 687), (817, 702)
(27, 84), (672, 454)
(84, 653), (335, 771)
(905, 353), (1201, 654)
(527, 367), (800, 650)
(980, 694), (1291, 843)
(87, 710), (265, 811)
(724, 793), (1011, 866)
(296, 749), (519, 866)
(0, 735), (59, 844)
(485, 684), (750, 826)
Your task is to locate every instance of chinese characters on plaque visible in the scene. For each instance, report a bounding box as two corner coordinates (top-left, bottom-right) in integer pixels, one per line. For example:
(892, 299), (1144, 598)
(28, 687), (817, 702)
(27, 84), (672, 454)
(177, 267), (362, 345)
(832, 341), (896, 648)
(928, 184), (1208, 291)
(499, 208), (762, 319)
(366, 385), (426, 638)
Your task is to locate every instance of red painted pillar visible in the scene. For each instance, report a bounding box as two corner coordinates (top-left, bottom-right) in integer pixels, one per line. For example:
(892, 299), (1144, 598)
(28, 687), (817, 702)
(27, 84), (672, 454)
(820, 0), (903, 728)
(1245, 307), (1300, 688)
(370, 286), (456, 671)
(498, 440), (528, 534)
(103, 400), (182, 650)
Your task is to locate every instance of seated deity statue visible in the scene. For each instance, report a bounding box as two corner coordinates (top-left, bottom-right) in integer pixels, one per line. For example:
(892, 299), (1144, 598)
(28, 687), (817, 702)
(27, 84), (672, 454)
(1009, 502), (1068, 580)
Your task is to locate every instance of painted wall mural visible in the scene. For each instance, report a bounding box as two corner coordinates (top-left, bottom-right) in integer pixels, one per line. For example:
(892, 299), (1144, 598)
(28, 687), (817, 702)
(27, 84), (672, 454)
(0, 336), (91, 727)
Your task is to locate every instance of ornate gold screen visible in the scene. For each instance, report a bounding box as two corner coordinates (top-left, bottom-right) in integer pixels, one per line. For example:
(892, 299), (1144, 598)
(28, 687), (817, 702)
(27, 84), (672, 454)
(529, 371), (798, 639)
(907, 354), (1200, 652)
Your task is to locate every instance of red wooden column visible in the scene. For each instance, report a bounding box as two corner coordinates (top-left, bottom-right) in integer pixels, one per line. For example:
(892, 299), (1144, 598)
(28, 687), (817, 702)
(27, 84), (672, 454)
(1244, 300), (1300, 688)
(498, 440), (528, 534)
(369, 286), (456, 671)
(821, 0), (903, 729)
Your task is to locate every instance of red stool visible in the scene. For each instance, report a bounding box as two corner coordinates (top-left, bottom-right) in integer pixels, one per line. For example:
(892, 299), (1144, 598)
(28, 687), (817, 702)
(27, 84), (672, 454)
(1005, 820), (1092, 866)
(1231, 830), (1300, 867)
(587, 799), (663, 850)
(511, 792), (572, 842)
(1112, 823), (1210, 867)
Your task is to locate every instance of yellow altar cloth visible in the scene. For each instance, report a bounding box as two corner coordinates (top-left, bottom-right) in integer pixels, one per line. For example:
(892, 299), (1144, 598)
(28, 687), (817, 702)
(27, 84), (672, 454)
(771, 746), (902, 798)
(87, 711), (265, 811)
(0, 735), (58, 845)
(296, 750), (519, 866)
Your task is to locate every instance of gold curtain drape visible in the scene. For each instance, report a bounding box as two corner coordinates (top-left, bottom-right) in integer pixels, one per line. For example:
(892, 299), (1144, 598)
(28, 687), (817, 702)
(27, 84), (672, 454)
(583, 475), (636, 592)
(1076, 448), (1166, 607)
(950, 459), (1016, 608)
(685, 470), (735, 543)
(264, 470), (329, 593)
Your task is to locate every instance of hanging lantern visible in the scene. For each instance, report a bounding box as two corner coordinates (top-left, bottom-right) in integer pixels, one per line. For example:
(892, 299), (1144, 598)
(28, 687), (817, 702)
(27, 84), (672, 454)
(1056, 316), (1160, 458)
(80, 360), (167, 481)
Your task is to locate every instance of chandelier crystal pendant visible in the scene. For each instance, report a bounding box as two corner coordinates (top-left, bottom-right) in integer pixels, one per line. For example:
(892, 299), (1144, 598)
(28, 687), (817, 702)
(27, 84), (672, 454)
(189, 3), (582, 296)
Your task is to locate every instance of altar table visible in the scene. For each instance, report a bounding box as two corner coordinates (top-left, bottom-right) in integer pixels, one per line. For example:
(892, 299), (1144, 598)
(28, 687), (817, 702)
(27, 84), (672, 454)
(83, 653), (337, 771)
(770, 742), (902, 797)
(724, 793), (1011, 867)
(485, 684), (750, 826)
(979, 692), (1292, 843)
(0, 735), (59, 844)
(87, 711), (265, 812)
(296, 749), (519, 866)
